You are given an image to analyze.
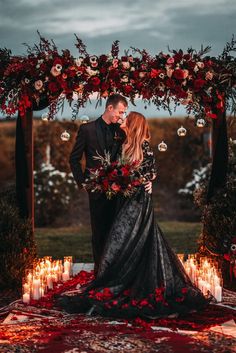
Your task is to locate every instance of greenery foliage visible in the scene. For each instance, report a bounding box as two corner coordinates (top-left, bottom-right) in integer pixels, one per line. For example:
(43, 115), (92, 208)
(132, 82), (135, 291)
(193, 139), (236, 255)
(0, 187), (36, 289)
(34, 162), (78, 226)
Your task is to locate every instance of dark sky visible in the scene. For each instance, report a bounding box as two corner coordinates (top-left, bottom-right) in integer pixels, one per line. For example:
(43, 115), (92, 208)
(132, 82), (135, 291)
(0, 0), (234, 56)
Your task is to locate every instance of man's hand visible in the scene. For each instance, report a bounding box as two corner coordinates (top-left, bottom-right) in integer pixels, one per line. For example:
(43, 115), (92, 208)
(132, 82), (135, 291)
(144, 180), (152, 194)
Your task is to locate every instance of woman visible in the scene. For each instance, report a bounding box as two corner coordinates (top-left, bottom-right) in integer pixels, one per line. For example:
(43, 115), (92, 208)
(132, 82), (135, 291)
(59, 112), (209, 319)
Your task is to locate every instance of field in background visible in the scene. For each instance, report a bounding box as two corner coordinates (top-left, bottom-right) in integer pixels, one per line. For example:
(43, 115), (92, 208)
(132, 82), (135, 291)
(35, 221), (202, 262)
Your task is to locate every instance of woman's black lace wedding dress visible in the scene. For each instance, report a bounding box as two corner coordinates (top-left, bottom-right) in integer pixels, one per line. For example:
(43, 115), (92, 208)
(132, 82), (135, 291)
(58, 141), (209, 319)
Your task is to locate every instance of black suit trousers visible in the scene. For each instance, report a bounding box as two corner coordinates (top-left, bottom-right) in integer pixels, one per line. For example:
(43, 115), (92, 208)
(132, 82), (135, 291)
(88, 193), (118, 275)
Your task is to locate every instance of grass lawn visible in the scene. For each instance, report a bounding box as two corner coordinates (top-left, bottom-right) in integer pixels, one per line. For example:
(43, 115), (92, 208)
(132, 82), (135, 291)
(35, 222), (202, 262)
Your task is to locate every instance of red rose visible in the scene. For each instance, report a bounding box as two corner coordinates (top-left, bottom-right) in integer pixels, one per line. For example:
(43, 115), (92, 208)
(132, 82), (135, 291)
(165, 78), (175, 89)
(133, 180), (141, 186)
(111, 183), (121, 192)
(123, 85), (133, 94)
(173, 52), (183, 62)
(53, 58), (63, 66)
(102, 179), (109, 189)
(121, 167), (129, 176)
(98, 67), (106, 75)
(101, 82), (109, 91)
(90, 77), (101, 86)
(139, 299), (149, 307)
(206, 112), (217, 119)
(173, 69), (185, 80)
(141, 88), (152, 99)
(48, 81), (60, 93)
(150, 69), (161, 78)
(194, 79), (206, 90)
(135, 82), (143, 90)
(108, 69), (120, 80)
(99, 54), (108, 62)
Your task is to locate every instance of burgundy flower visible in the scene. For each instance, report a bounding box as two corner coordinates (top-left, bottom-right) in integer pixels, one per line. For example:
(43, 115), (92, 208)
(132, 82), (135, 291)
(53, 58), (63, 66)
(123, 85), (133, 94)
(173, 69), (186, 80)
(48, 81), (60, 93)
(99, 54), (108, 63)
(150, 69), (161, 78)
(165, 78), (175, 89)
(90, 77), (101, 86)
(206, 112), (217, 119)
(194, 78), (206, 90)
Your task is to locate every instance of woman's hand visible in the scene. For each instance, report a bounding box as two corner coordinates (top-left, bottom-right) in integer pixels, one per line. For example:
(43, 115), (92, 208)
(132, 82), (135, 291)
(144, 180), (152, 194)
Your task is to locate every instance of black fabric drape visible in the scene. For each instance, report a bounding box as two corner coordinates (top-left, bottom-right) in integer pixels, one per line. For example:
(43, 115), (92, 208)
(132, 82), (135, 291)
(207, 111), (228, 201)
(15, 96), (49, 219)
(15, 112), (29, 218)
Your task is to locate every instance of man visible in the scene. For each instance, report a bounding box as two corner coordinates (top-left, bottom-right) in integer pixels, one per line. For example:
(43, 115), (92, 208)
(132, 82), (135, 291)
(70, 94), (152, 276)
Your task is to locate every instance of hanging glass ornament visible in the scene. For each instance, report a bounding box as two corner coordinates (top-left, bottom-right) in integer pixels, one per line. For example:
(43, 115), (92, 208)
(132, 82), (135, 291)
(41, 112), (49, 121)
(196, 118), (206, 128)
(177, 126), (187, 137)
(60, 130), (70, 141)
(158, 141), (168, 152)
(80, 115), (90, 123)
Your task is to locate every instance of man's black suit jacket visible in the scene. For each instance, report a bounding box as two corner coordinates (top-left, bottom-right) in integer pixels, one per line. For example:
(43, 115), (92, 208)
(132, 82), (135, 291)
(69, 116), (126, 187)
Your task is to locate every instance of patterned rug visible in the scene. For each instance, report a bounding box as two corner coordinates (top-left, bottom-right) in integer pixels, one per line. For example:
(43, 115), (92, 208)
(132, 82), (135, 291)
(0, 270), (235, 353)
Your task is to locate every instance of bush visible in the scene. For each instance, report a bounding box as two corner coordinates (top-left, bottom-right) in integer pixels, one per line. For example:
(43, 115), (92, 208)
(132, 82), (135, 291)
(34, 162), (78, 226)
(0, 187), (36, 290)
(193, 139), (236, 255)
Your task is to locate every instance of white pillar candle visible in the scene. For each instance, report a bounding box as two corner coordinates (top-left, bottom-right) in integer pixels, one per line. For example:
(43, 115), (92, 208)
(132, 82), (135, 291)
(46, 274), (53, 289)
(214, 285), (222, 302)
(32, 278), (41, 300)
(62, 271), (70, 282)
(23, 283), (30, 294)
(40, 286), (45, 297)
(198, 279), (205, 293)
(22, 293), (30, 304)
(64, 260), (70, 273)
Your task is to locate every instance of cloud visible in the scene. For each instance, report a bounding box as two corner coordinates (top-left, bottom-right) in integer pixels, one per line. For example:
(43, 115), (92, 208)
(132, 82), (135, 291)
(0, 0), (235, 56)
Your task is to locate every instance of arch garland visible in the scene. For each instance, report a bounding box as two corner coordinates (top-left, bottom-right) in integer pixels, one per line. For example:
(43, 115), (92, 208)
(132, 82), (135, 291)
(0, 33), (236, 120)
(0, 33), (236, 226)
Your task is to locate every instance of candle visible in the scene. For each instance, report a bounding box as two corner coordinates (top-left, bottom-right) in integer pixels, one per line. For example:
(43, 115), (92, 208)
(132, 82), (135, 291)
(64, 260), (70, 273)
(32, 278), (41, 300)
(23, 293), (30, 304)
(40, 286), (45, 297)
(23, 283), (30, 293)
(46, 274), (53, 289)
(62, 271), (70, 282)
(214, 285), (222, 302)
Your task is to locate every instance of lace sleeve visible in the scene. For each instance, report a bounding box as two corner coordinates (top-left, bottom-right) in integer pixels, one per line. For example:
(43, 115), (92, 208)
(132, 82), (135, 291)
(140, 140), (157, 181)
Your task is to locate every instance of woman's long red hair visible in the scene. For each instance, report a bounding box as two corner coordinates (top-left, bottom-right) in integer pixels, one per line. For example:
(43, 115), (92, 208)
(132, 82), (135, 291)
(122, 111), (150, 164)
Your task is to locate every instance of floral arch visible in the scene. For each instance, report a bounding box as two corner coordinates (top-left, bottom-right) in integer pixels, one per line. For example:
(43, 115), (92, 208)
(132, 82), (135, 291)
(0, 33), (236, 231)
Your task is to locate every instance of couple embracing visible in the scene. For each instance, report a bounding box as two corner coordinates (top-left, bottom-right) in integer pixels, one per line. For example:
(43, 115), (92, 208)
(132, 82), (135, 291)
(61, 94), (209, 319)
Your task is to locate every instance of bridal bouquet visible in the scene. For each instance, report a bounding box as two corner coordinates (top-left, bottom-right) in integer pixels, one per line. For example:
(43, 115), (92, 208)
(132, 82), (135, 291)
(82, 152), (144, 199)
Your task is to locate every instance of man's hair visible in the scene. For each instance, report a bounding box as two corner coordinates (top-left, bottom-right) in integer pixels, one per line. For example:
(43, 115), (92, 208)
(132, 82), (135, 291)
(105, 93), (128, 108)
